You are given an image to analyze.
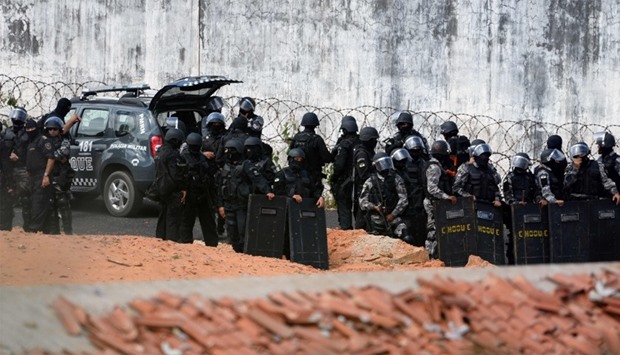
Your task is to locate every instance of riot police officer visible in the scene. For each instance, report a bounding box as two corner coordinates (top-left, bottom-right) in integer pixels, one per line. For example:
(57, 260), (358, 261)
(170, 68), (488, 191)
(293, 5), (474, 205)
(440, 120), (470, 167)
(0, 107), (30, 231)
(422, 141), (457, 258)
(594, 131), (620, 188)
(394, 139), (428, 246)
(353, 126), (379, 229)
(155, 129), (188, 242)
(27, 118), (63, 234)
(330, 116), (360, 230)
(564, 143), (620, 203)
(385, 111), (428, 155)
(200, 96), (225, 137)
(217, 139), (274, 253)
(201, 112), (228, 236)
(274, 148), (325, 207)
(180, 133), (218, 246)
(244, 136), (277, 185)
(502, 153), (538, 264)
(546, 134), (568, 172)
(217, 115), (249, 166)
(534, 148), (566, 206)
(359, 152), (413, 243)
(453, 143), (502, 207)
(503, 153), (537, 205)
(289, 112), (333, 183)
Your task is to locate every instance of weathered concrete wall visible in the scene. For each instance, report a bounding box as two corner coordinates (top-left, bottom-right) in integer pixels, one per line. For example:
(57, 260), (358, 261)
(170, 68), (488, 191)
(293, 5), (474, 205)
(1, 0), (619, 127)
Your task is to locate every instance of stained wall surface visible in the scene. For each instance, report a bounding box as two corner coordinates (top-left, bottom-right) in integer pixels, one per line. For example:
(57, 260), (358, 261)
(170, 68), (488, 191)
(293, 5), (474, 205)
(1, 0), (618, 127)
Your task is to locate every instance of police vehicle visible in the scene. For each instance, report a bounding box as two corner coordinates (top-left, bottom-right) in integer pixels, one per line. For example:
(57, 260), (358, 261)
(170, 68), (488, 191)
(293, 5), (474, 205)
(66, 76), (241, 216)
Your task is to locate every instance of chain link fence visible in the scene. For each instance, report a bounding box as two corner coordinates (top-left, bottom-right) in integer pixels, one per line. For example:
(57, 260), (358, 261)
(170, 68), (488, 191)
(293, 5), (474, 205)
(2, 74), (619, 176)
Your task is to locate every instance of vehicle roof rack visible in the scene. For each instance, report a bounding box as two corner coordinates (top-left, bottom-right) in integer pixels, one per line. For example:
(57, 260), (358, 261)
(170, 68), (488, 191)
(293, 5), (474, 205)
(81, 84), (150, 100)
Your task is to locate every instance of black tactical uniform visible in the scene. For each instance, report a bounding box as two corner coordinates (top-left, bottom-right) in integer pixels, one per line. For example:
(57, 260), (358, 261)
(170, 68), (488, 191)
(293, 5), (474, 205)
(180, 133), (218, 246)
(217, 139), (274, 253)
(330, 117), (360, 230)
(27, 121), (61, 234)
(289, 112), (333, 183)
(385, 111), (428, 155)
(0, 108), (31, 231)
(502, 153), (538, 264)
(274, 148), (324, 201)
(155, 129), (188, 242)
(216, 116), (249, 166)
(352, 127), (379, 229)
(440, 120), (470, 168)
(201, 112), (228, 236)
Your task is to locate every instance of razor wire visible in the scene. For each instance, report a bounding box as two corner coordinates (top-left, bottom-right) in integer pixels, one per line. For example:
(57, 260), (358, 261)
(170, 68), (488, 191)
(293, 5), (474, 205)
(2, 74), (619, 176)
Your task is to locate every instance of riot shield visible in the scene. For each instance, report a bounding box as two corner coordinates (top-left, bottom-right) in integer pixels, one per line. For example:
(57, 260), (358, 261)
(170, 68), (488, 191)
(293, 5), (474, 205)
(244, 195), (288, 258)
(434, 197), (477, 267)
(588, 199), (620, 261)
(287, 198), (329, 270)
(475, 201), (506, 265)
(511, 204), (550, 265)
(548, 201), (589, 263)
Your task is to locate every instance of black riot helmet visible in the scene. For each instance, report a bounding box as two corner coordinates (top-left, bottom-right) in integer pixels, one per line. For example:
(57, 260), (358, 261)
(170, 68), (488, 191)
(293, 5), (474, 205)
(239, 97), (256, 113)
(540, 148), (565, 164)
(569, 142), (590, 159)
(372, 152), (394, 172)
(511, 153), (531, 171)
(390, 148), (411, 163)
(9, 107), (27, 125)
(472, 143), (492, 157)
(206, 112), (226, 126)
(405, 136), (425, 150)
(300, 112), (320, 127)
(468, 139), (486, 157)
(206, 96), (225, 113)
(359, 127), (379, 142)
(54, 98), (72, 118)
(225, 138), (244, 154)
(392, 111), (413, 126)
(44, 116), (63, 129)
(430, 140), (450, 156)
(340, 116), (358, 134)
(247, 116), (264, 135)
(186, 132), (202, 147)
(244, 136), (262, 147)
(165, 128), (185, 148)
(594, 131), (616, 148)
(440, 121), (459, 137)
(288, 147), (306, 160)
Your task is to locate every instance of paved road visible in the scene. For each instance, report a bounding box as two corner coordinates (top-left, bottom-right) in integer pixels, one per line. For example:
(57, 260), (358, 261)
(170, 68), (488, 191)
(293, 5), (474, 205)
(12, 196), (340, 238)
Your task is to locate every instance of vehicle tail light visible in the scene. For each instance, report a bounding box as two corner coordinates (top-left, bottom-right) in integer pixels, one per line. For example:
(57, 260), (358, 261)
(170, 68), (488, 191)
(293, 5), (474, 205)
(150, 135), (163, 157)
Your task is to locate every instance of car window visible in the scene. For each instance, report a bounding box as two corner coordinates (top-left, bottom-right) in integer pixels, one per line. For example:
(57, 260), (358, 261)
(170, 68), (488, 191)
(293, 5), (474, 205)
(115, 111), (138, 135)
(77, 109), (110, 137)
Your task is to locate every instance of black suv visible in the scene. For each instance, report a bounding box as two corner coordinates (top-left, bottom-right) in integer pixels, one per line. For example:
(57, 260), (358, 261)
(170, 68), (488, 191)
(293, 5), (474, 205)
(66, 75), (240, 216)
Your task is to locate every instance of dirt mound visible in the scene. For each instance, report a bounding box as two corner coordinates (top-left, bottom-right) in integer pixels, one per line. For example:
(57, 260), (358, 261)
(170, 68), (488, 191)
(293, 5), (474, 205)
(0, 228), (462, 286)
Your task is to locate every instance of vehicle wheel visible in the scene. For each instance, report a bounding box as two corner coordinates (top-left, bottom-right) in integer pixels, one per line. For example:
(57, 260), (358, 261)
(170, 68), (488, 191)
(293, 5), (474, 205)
(103, 171), (143, 217)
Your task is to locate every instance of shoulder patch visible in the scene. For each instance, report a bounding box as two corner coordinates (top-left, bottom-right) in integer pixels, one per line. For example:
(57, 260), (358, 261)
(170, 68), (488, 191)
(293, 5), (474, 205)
(44, 142), (52, 150)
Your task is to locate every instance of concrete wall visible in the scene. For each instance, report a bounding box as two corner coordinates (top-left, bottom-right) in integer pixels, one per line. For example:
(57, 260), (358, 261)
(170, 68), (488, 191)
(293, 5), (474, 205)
(1, 0), (619, 127)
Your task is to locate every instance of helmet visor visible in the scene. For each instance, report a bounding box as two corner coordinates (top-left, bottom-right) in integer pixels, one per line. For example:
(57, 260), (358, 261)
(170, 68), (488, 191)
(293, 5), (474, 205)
(511, 155), (530, 170)
(373, 156), (394, 172)
(569, 144), (589, 159)
(390, 148), (411, 162)
(405, 136), (425, 150)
